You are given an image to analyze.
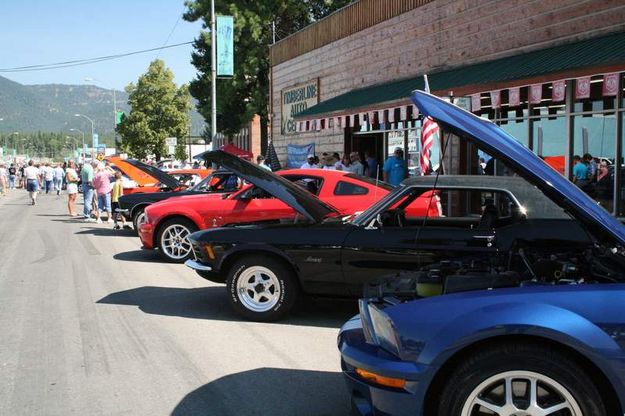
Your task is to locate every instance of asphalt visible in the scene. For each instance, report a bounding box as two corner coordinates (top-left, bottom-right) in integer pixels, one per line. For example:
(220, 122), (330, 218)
(0, 188), (355, 415)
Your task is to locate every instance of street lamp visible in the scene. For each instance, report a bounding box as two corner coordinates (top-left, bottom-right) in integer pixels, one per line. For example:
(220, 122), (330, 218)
(69, 128), (85, 163)
(72, 115), (92, 160)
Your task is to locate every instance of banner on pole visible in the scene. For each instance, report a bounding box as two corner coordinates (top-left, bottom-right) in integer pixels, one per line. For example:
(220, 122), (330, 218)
(529, 84), (542, 104)
(576, 76), (591, 99)
(216, 16), (234, 77)
(508, 87), (520, 107)
(603, 73), (619, 96)
(286, 143), (315, 168)
(552, 80), (566, 102)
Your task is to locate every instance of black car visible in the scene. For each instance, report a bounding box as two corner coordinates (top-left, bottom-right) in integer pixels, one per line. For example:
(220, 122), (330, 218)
(184, 150), (600, 321)
(118, 164), (239, 230)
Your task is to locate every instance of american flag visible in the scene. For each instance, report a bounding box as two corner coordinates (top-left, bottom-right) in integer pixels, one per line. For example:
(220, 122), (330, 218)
(420, 116), (439, 175)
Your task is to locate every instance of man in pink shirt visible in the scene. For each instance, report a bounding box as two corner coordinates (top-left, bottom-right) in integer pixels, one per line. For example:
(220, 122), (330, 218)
(92, 163), (113, 223)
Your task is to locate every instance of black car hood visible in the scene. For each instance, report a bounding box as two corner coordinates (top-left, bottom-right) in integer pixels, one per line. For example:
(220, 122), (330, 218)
(200, 150), (337, 222)
(124, 159), (180, 190)
(411, 90), (625, 246)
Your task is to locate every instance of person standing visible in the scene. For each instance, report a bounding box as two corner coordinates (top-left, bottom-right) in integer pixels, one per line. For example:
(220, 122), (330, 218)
(348, 152), (365, 175)
(0, 164), (7, 196)
(93, 163), (113, 223)
(42, 163), (54, 194)
(256, 155), (272, 171)
(338, 154), (351, 171)
(65, 160), (80, 216)
(572, 155), (591, 193)
(111, 171), (130, 229)
(8, 163), (17, 189)
(81, 160), (96, 220)
(53, 163), (64, 195)
(300, 154), (318, 169)
(364, 152), (378, 178)
(383, 147), (408, 186)
(23, 160), (40, 205)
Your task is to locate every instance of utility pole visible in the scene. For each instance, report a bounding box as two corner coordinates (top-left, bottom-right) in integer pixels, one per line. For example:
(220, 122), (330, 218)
(210, 0), (217, 151)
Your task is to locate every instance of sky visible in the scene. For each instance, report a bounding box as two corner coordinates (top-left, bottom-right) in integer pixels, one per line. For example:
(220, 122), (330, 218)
(0, 0), (206, 91)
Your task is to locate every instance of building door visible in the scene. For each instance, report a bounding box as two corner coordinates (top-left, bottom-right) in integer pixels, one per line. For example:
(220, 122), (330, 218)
(348, 132), (383, 177)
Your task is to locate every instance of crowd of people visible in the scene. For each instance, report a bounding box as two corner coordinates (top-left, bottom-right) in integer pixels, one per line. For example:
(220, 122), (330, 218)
(0, 159), (131, 229)
(275, 148), (408, 186)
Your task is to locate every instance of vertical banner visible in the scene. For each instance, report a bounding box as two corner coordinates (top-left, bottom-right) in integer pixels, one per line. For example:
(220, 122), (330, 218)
(603, 73), (619, 96)
(529, 84), (543, 104)
(471, 94), (481, 112)
(378, 110), (385, 125)
(216, 16), (234, 77)
(508, 87), (520, 107)
(576, 76), (591, 99)
(552, 80), (566, 102)
(489, 90), (501, 109)
(388, 108), (395, 123)
(287, 143), (315, 168)
(400, 106), (407, 121)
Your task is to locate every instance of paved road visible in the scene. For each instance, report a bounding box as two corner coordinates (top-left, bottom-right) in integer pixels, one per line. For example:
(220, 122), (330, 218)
(0, 189), (356, 415)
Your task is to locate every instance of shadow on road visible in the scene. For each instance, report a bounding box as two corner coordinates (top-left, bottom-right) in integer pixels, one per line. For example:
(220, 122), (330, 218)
(75, 227), (137, 237)
(171, 367), (348, 416)
(97, 286), (357, 329)
(113, 249), (169, 263)
(36, 214), (74, 217)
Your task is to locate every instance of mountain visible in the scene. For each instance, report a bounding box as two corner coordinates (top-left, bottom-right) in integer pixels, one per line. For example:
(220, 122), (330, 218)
(0, 75), (206, 137)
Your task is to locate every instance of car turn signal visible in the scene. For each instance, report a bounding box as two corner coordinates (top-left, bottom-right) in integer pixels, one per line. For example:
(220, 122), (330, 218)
(355, 368), (406, 389)
(203, 244), (215, 260)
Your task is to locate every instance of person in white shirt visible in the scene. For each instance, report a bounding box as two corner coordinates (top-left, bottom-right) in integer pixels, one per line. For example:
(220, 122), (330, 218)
(256, 155), (272, 171)
(53, 164), (65, 195)
(348, 152), (365, 176)
(300, 154), (318, 169)
(24, 160), (41, 205)
(42, 163), (54, 194)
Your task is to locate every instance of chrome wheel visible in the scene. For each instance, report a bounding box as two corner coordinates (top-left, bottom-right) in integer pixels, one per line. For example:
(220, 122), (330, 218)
(236, 266), (281, 313)
(461, 370), (583, 416)
(134, 211), (147, 230)
(160, 223), (192, 260)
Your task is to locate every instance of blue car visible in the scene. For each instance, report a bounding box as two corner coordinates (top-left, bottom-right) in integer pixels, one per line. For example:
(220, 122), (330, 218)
(338, 91), (625, 416)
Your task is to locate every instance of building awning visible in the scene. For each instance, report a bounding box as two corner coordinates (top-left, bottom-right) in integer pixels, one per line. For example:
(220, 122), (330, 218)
(294, 31), (625, 120)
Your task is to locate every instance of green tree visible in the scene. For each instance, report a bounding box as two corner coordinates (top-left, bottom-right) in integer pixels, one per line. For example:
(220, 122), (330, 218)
(183, 0), (352, 147)
(118, 60), (191, 160)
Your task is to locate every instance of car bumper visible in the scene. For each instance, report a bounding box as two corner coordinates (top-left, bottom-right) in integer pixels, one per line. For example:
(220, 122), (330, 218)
(138, 223), (155, 249)
(184, 259), (212, 272)
(338, 317), (432, 416)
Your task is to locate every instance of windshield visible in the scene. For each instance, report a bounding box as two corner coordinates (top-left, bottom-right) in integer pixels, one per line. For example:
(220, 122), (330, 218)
(351, 184), (407, 226)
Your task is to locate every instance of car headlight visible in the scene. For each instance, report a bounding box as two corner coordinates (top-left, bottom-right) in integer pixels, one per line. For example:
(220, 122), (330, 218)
(359, 299), (402, 358)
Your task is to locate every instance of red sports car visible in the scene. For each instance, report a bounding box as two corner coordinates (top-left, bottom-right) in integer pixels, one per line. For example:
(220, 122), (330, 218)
(139, 151), (439, 262)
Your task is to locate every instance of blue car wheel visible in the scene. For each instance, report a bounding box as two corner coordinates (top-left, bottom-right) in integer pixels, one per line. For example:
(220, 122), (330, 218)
(436, 342), (606, 416)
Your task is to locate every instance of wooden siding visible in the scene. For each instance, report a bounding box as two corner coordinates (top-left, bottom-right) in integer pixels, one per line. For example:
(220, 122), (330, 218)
(270, 0), (433, 65)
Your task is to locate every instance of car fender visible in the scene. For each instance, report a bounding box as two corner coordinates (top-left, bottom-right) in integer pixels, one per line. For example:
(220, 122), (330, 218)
(152, 207), (204, 235)
(417, 302), (625, 406)
(218, 244), (299, 276)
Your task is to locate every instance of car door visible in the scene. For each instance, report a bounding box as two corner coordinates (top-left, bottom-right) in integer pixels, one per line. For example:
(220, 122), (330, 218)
(212, 187), (296, 227)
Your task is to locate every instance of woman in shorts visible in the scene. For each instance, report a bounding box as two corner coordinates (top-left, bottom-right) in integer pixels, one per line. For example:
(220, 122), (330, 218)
(65, 160), (80, 216)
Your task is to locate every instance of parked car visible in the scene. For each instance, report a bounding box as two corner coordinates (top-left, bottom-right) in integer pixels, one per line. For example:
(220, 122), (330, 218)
(118, 167), (238, 230)
(141, 155), (409, 263)
(337, 90), (625, 416)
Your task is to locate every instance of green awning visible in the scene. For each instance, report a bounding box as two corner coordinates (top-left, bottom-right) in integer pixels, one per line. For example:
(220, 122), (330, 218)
(295, 31), (625, 118)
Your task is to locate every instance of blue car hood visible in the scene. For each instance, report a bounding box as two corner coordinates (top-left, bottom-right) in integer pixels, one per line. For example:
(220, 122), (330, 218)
(411, 90), (625, 247)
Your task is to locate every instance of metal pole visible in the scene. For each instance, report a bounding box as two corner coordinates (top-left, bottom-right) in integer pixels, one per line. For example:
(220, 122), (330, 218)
(210, 0), (216, 151)
(113, 89), (118, 148)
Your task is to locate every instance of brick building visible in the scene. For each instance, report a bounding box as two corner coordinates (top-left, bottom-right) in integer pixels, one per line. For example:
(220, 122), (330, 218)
(269, 0), (625, 213)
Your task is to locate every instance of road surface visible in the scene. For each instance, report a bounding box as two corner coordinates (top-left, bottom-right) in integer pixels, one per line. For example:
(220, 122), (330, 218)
(0, 189), (355, 415)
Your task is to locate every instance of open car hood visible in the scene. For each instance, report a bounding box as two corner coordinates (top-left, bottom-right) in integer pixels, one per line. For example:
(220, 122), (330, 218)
(411, 90), (625, 246)
(200, 150), (337, 222)
(121, 159), (180, 190)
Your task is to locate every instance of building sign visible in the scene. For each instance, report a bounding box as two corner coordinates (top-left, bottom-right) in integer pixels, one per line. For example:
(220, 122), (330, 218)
(96, 144), (106, 161)
(281, 80), (319, 135)
(217, 16), (234, 77)
(387, 131), (404, 155)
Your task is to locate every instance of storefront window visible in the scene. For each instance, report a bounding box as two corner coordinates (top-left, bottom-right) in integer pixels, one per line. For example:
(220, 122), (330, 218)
(499, 120), (528, 148)
(573, 113), (616, 213)
(533, 116), (566, 158)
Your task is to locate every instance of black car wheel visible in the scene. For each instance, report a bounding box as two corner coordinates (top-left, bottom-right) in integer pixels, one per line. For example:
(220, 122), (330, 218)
(226, 256), (298, 322)
(156, 218), (198, 263)
(437, 342), (606, 416)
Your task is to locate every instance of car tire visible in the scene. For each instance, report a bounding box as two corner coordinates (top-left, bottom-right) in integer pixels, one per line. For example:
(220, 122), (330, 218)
(156, 218), (198, 263)
(132, 208), (147, 231)
(437, 342), (606, 416)
(226, 256), (298, 322)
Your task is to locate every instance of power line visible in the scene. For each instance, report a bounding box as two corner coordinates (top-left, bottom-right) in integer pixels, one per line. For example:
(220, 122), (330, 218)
(0, 41), (194, 73)
(157, 9), (184, 59)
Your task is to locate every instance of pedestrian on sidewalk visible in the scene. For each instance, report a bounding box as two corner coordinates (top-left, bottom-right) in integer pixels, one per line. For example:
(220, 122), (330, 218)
(23, 160), (40, 205)
(65, 160), (80, 216)
(53, 163), (64, 195)
(93, 163), (113, 223)
(8, 163), (17, 189)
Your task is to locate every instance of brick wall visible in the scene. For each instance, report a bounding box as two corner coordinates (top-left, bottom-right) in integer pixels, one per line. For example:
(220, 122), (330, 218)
(271, 0), (625, 163)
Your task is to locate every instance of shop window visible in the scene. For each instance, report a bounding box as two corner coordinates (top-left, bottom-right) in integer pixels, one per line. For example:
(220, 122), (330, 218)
(534, 117), (566, 159)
